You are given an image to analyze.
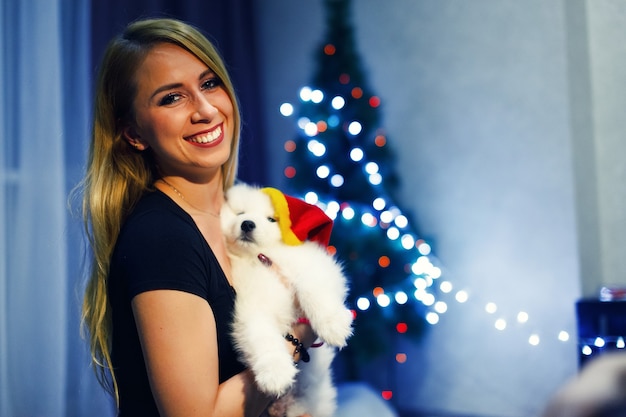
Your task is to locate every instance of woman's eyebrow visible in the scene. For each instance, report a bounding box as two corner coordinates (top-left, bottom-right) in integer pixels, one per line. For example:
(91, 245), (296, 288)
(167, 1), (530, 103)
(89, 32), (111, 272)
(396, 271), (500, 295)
(199, 69), (214, 80)
(150, 83), (182, 100)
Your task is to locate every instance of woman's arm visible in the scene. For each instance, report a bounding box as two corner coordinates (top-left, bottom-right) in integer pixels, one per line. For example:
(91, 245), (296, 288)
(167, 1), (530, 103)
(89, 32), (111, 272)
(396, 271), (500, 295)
(133, 289), (272, 417)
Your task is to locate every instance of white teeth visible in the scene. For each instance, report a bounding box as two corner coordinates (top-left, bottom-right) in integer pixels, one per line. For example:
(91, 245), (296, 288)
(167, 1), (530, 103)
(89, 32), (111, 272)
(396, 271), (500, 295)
(188, 126), (222, 143)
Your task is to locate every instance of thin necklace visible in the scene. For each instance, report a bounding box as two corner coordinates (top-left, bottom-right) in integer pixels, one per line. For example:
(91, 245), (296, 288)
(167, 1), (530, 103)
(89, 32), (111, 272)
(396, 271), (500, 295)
(158, 178), (220, 218)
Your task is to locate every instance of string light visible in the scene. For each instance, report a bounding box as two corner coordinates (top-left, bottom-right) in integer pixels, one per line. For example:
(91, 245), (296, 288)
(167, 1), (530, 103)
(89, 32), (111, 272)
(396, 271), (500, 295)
(495, 319), (507, 331)
(455, 291), (468, 303)
(310, 89), (324, 103)
(348, 121), (362, 135)
(350, 147), (364, 161)
(280, 103), (294, 116)
(331, 96), (345, 109)
(316, 165), (330, 179)
(394, 215), (408, 228)
(330, 174), (344, 187)
(485, 302), (498, 314)
(372, 197), (386, 210)
(299, 87), (312, 101)
(281, 79), (574, 370)
(440, 281), (453, 293)
(396, 322), (408, 333)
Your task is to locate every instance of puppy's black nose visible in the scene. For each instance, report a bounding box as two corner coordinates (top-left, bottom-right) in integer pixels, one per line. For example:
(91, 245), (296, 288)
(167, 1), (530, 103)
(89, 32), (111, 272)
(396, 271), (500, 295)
(241, 220), (256, 233)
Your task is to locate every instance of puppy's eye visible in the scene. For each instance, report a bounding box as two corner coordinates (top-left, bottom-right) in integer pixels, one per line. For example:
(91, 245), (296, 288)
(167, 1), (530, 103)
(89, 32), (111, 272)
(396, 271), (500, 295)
(267, 217), (277, 223)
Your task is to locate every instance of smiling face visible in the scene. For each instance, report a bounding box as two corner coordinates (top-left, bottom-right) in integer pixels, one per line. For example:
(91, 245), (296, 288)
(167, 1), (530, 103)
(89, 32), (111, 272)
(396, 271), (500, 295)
(124, 42), (235, 181)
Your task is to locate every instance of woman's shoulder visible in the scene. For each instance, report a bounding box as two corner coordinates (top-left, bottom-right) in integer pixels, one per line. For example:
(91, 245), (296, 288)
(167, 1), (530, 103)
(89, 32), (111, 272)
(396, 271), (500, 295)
(121, 190), (197, 240)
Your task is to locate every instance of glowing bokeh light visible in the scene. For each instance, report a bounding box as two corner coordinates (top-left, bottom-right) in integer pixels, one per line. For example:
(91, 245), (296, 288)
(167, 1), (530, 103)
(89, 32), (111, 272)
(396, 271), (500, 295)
(434, 301), (448, 314)
(342, 207), (355, 220)
(331, 96), (345, 109)
(348, 121), (362, 135)
(377, 293), (391, 307)
(380, 210), (394, 223)
(284, 166), (296, 178)
(330, 174), (344, 187)
(401, 234), (415, 250)
(594, 337), (605, 348)
(373, 197), (386, 211)
(350, 147), (364, 161)
(304, 122), (318, 137)
(299, 87), (312, 101)
(369, 173), (383, 185)
(455, 291), (469, 303)
(369, 96), (381, 107)
(304, 192), (318, 205)
(311, 89), (324, 103)
(298, 117), (310, 129)
(529, 334), (540, 346)
(316, 165), (330, 178)
(328, 115), (340, 127)
(361, 213), (377, 227)
(517, 312), (529, 323)
(386, 227), (400, 240)
(280, 103), (294, 116)
(495, 319), (507, 330)
(356, 297), (370, 311)
(395, 291), (409, 305)
(394, 215), (408, 228)
(421, 293), (435, 306)
(284, 140), (296, 152)
(351, 87), (363, 99)
(365, 162), (379, 174)
(426, 312), (439, 324)
(417, 242), (431, 255)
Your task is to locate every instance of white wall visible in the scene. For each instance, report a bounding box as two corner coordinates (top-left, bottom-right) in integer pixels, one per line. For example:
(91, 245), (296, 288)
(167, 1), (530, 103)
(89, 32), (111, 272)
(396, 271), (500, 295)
(569, 0), (626, 296)
(254, 1), (626, 416)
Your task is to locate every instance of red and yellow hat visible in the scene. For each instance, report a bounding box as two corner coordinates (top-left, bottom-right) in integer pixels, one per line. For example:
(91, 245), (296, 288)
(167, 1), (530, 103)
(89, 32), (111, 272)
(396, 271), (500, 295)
(261, 187), (333, 247)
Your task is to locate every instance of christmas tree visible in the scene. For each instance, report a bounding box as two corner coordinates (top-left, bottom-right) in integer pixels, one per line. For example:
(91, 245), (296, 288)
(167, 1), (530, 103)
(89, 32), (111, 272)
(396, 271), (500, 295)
(280, 0), (442, 381)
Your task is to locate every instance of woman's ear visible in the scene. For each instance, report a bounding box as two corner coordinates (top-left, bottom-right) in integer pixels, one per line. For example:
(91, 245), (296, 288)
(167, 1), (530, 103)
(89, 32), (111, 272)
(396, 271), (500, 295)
(122, 125), (149, 151)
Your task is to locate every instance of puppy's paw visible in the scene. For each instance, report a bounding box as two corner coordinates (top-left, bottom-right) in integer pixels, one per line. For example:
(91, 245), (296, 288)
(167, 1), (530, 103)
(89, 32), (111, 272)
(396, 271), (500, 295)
(253, 353), (299, 396)
(314, 309), (353, 348)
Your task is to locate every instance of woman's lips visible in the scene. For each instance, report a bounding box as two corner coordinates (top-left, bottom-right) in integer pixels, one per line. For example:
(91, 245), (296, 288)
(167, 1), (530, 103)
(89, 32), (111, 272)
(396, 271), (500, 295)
(185, 124), (223, 144)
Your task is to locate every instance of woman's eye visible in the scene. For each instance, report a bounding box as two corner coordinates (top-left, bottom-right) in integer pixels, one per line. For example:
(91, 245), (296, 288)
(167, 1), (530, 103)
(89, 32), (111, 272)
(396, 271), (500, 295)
(202, 77), (223, 91)
(158, 93), (181, 106)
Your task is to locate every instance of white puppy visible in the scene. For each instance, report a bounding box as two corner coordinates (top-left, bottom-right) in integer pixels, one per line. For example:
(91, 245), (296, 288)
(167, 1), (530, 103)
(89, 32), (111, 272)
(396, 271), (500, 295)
(221, 183), (353, 417)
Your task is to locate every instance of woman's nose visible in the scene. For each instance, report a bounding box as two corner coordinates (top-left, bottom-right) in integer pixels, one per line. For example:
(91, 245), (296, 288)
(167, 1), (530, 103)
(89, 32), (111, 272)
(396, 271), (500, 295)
(191, 94), (218, 122)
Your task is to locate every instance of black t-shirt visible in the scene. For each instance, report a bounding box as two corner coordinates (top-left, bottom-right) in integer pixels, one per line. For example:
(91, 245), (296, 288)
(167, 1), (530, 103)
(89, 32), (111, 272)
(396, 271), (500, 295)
(108, 190), (246, 416)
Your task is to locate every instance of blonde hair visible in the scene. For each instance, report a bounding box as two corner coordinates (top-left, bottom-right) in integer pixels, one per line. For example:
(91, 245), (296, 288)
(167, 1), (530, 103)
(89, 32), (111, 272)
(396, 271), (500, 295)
(80, 18), (241, 403)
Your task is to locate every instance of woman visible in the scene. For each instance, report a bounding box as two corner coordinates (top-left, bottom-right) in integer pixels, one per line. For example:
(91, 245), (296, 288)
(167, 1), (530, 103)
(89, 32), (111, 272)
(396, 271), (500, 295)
(80, 18), (314, 416)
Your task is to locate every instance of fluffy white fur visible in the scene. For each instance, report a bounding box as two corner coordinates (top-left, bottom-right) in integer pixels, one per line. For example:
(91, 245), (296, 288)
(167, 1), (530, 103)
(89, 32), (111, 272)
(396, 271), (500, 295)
(221, 183), (353, 417)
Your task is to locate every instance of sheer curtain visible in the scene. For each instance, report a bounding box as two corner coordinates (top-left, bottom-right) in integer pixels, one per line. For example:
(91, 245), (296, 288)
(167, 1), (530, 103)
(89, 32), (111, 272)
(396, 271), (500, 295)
(1, 0), (113, 416)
